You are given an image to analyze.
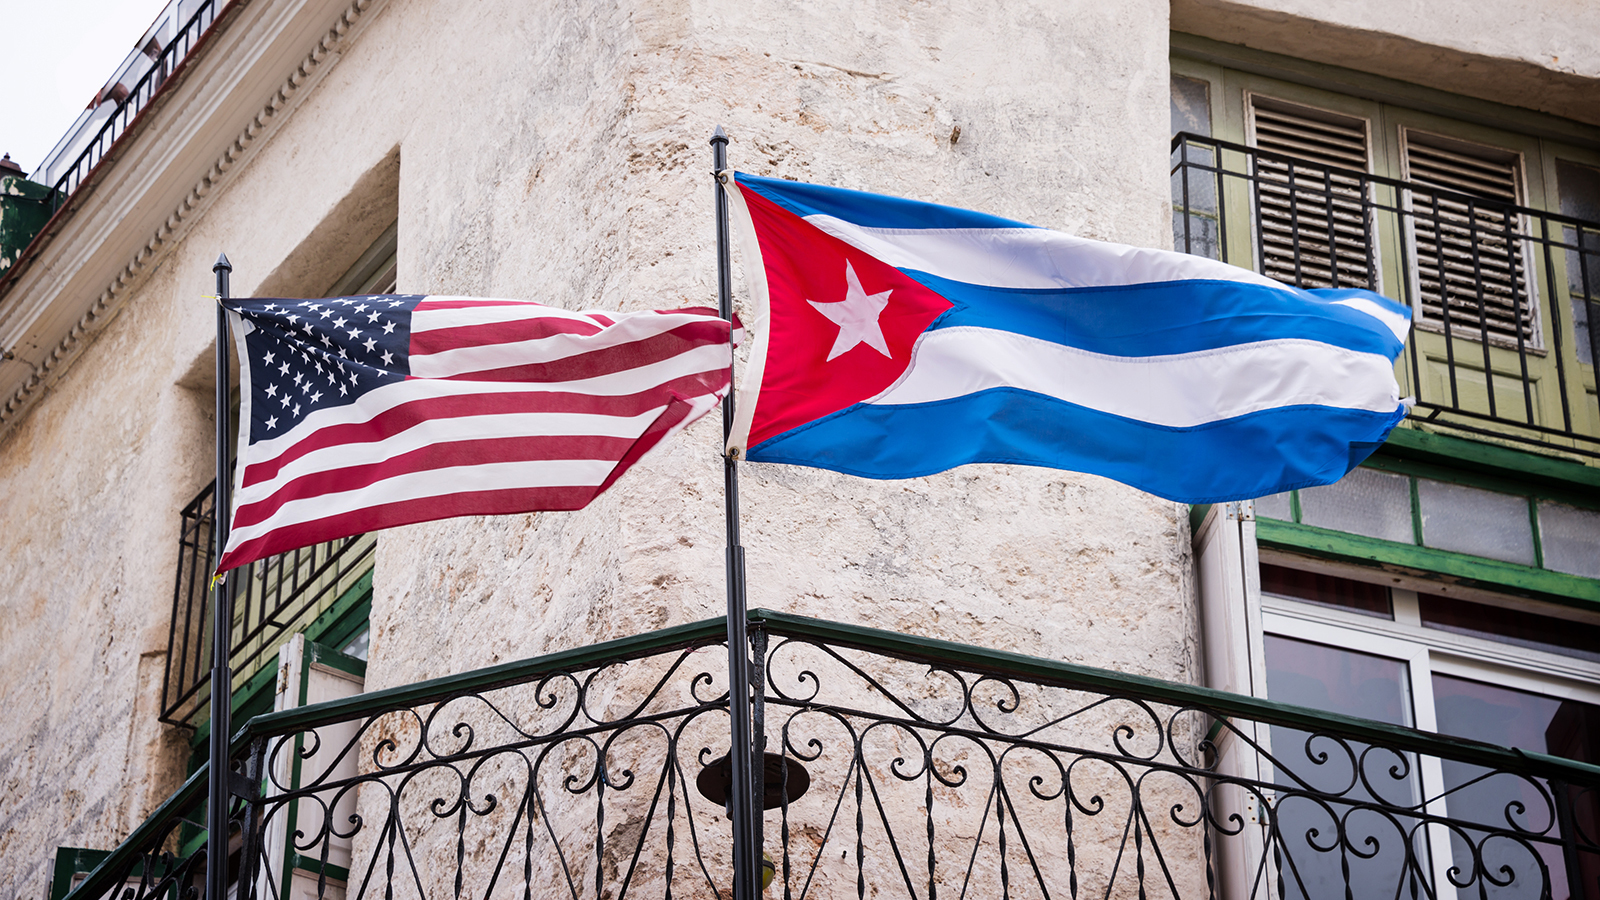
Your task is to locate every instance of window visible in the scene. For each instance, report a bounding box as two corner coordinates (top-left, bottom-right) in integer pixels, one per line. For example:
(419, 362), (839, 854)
(1171, 38), (1600, 457)
(1258, 559), (1600, 900)
(1255, 463), (1600, 580)
(1557, 159), (1600, 365)
(1248, 94), (1376, 291)
(1197, 502), (1600, 900)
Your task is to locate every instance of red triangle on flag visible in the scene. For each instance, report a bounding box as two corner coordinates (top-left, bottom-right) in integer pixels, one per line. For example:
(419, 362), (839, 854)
(740, 187), (953, 449)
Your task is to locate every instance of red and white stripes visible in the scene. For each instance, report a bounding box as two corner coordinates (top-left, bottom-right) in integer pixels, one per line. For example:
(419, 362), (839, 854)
(218, 297), (735, 572)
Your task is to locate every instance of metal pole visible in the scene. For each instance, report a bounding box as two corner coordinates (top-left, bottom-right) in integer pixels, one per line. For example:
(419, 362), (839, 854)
(711, 125), (760, 900)
(207, 252), (234, 900)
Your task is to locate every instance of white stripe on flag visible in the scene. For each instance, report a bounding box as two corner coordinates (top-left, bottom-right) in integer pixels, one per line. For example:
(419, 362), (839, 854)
(233, 403), (668, 509)
(1333, 297), (1412, 342)
(411, 298), (615, 328)
(802, 216), (1290, 292)
(234, 404), (670, 510)
(410, 309), (718, 378)
(226, 458), (618, 547)
(870, 326), (1401, 427)
(245, 343), (732, 464)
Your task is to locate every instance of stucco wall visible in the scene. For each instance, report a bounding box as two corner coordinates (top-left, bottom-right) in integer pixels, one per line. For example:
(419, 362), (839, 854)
(345, 0), (1189, 696)
(0, 246), (211, 897)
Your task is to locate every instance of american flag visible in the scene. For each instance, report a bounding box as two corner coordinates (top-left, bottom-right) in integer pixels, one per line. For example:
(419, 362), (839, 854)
(217, 294), (736, 573)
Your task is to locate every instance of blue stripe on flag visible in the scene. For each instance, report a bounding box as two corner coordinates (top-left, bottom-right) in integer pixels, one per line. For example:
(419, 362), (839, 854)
(907, 271), (1408, 359)
(745, 389), (1406, 504)
(737, 172), (1034, 231)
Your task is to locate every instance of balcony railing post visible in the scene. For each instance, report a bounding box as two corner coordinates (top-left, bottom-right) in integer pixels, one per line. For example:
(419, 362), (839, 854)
(1552, 778), (1587, 900)
(236, 734), (266, 900)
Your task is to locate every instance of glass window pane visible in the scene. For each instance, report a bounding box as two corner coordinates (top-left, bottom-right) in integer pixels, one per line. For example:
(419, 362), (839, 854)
(1420, 594), (1600, 662)
(1432, 674), (1600, 900)
(1171, 76), (1220, 257)
(1261, 564), (1392, 618)
(1171, 210), (1219, 259)
(341, 626), (371, 662)
(1417, 478), (1535, 565)
(1171, 75), (1211, 138)
(1264, 635), (1418, 900)
(1538, 500), (1600, 580)
(1254, 491), (1292, 521)
(1556, 160), (1600, 365)
(1297, 467), (1414, 544)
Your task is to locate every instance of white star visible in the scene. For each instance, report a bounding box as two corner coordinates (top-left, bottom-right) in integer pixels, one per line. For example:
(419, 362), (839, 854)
(363, 337), (377, 353)
(265, 384), (278, 397)
(382, 320), (396, 334)
(808, 260), (893, 361)
(311, 391), (322, 403)
(264, 415), (278, 430)
(293, 403), (301, 416)
(338, 383), (348, 396)
(381, 350), (394, 366)
(286, 314), (300, 324)
(353, 303), (369, 313)
(366, 311), (381, 323)
(333, 317), (348, 329)
(263, 351), (275, 365)
(279, 361), (290, 375)
(347, 327), (362, 340)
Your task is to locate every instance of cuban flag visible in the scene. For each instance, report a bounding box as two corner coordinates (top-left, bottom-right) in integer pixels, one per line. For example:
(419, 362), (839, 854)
(722, 172), (1411, 504)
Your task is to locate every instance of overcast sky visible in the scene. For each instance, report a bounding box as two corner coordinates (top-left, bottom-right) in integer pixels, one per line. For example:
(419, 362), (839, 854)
(0, 0), (174, 176)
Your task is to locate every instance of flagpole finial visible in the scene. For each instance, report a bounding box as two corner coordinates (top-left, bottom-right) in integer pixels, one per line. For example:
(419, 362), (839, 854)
(711, 125), (728, 145)
(213, 252), (232, 273)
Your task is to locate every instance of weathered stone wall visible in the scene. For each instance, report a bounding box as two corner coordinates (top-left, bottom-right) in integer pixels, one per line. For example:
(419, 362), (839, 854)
(365, 0), (1191, 690)
(0, 243), (211, 898)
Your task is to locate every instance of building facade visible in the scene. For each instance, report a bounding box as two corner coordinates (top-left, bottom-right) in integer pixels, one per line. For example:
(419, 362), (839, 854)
(0, 0), (1596, 898)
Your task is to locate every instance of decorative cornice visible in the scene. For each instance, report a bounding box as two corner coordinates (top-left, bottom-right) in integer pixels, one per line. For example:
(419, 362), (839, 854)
(0, 0), (378, 437)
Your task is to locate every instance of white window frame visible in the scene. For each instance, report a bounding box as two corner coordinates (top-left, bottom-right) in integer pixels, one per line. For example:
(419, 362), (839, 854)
(1196, 501), (1600, 900)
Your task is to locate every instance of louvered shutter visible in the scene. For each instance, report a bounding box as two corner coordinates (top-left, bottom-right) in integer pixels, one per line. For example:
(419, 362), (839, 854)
(1249, 97), (1377, 290)
(1404, 133), (1536, 346)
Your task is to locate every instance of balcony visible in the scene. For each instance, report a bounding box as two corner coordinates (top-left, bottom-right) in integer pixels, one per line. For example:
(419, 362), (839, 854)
(64, 610), (1600, 900)
(1171, 133), (1600, 462)
(162, 478), (373, 726)
(36, 0), (220, 207)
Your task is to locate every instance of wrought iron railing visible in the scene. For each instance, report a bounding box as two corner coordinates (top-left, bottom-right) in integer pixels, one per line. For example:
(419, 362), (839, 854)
(43, 0), (220, 208)
(162, 479), (374, 725)
(71, 610), (1600, 900)
(1172, 132), (1600, 461)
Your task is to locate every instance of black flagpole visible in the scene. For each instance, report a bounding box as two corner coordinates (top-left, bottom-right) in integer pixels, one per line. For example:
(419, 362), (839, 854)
(711, 126), (760, 900)
(207, 253), (235, 900)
